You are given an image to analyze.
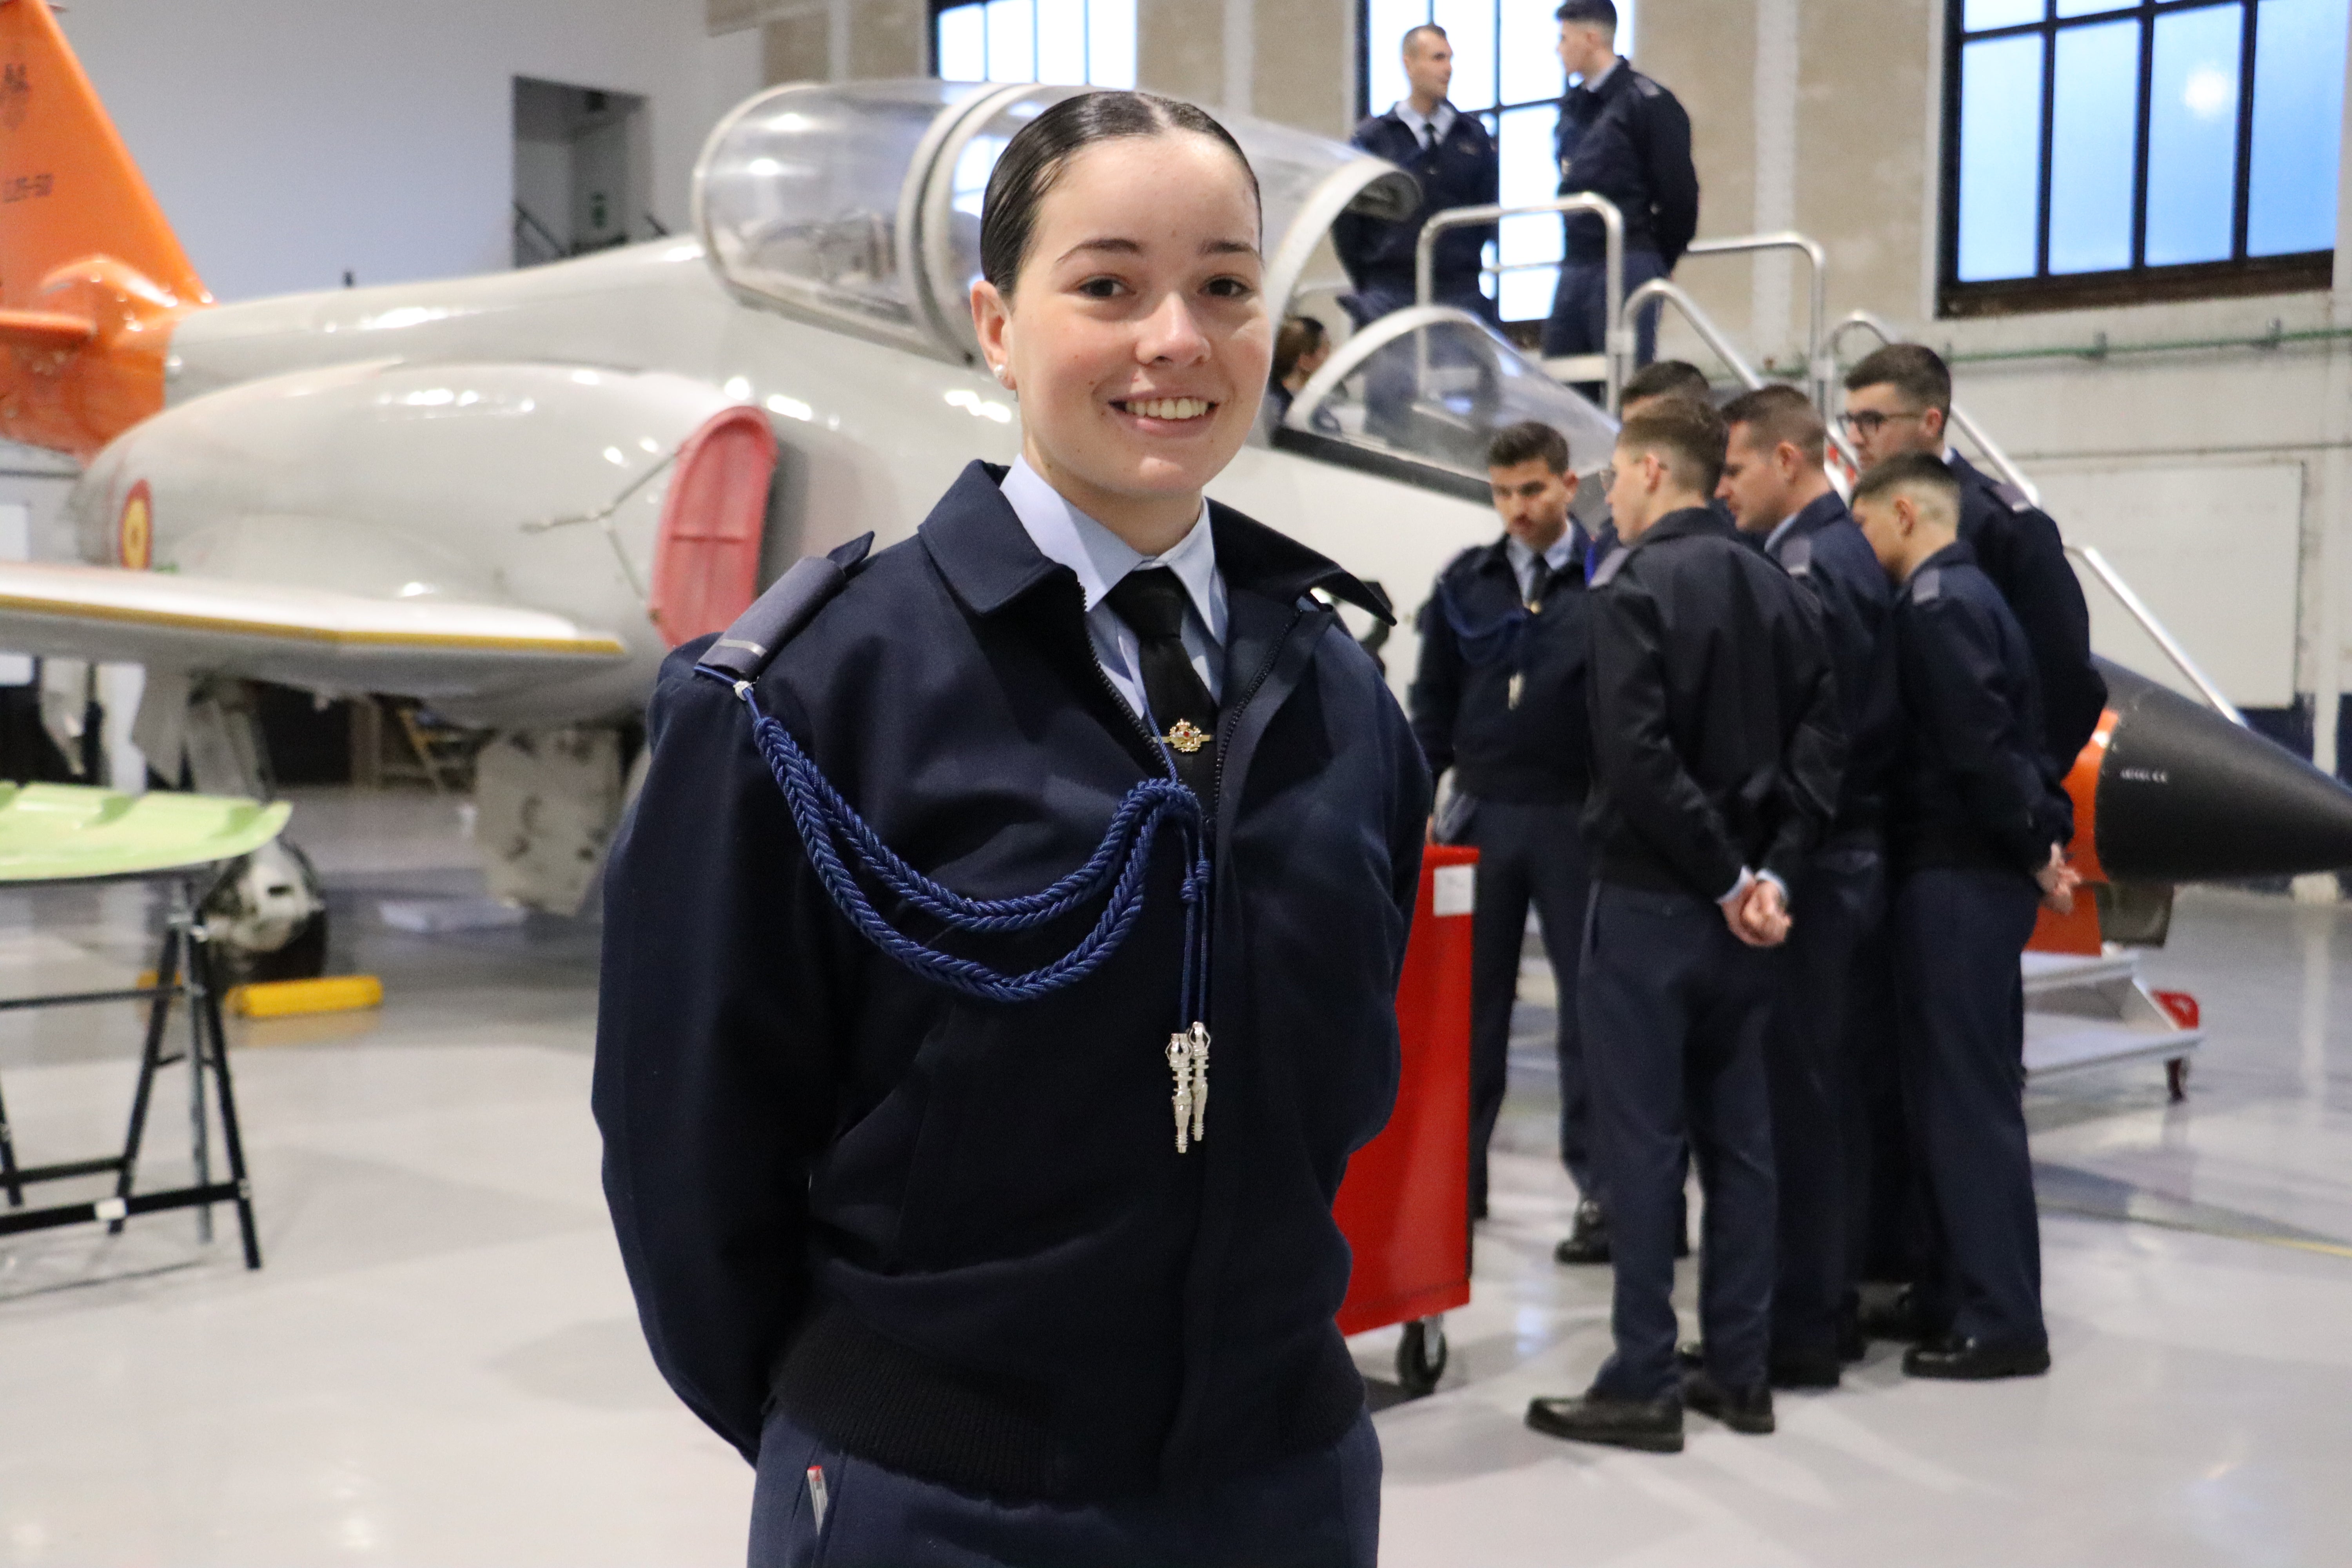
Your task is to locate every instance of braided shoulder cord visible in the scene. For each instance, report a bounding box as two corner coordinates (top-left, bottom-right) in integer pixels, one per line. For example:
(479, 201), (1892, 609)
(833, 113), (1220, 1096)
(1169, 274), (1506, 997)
(699, 668), (1211, 1013)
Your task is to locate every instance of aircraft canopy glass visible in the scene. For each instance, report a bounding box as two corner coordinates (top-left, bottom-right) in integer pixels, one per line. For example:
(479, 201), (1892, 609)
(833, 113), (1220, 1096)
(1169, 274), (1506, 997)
(1287, 310), (1620, 521)
(701, 80), (1417, 359)
(699, 80), (986, 343)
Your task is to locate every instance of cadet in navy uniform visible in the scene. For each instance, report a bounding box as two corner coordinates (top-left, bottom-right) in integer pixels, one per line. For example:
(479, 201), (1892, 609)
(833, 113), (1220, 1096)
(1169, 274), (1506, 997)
(594, 93), (1428, 1566)
(1542, 0), (1700, 368)
(1841, 343), (2106, 771)
(1851, 455), (2080, 1382)
(1524, 399), (1844, 1453)
(1333, 22), (1499, 325)
(1719, 386), (1899, 1387)
(1408, 420), (1594, 1231)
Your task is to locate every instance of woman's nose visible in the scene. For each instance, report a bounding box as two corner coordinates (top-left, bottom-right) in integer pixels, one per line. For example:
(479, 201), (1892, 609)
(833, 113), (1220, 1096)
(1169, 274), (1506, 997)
(1137, 292), (1211, 364)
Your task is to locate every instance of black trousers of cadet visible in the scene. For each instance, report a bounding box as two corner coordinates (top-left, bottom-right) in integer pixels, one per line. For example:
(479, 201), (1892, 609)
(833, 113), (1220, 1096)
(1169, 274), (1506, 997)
(750, 1407), (1380, 1568)
(1462, 798), (1593, 1216)
(1895, 867), (2048, 1350)
(1766, 841), (1884, 1361)
(1581, 882), (1778, 1401)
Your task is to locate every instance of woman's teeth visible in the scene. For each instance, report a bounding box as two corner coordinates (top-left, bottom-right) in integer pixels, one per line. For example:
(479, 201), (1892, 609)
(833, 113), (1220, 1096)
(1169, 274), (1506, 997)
(1124, 398), (1211, 421)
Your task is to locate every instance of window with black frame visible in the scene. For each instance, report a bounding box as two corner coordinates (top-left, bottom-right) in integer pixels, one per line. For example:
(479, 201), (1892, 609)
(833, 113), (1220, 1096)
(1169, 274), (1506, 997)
(1943, 0), (2348, 315)
(1357, 2), (1636, 324)
(931, 0), (1137, 88)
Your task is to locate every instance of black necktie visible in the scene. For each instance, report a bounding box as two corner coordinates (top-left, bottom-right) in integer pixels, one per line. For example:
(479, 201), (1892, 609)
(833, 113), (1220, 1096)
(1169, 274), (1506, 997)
(1106, 567), (1219, 799)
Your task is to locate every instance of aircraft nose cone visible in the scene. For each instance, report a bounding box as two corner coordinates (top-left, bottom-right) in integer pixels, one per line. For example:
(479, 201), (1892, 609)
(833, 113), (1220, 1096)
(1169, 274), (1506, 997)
(2095, 659), (2352, 883)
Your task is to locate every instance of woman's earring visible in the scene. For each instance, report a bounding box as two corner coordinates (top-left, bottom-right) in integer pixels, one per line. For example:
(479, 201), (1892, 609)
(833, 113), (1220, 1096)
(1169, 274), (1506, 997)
(993, 363), (1012, 387)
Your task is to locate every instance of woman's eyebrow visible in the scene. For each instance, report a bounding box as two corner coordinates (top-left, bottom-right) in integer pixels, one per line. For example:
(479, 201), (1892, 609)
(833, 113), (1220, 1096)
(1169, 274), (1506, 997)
(1054, 236), (1262, 264)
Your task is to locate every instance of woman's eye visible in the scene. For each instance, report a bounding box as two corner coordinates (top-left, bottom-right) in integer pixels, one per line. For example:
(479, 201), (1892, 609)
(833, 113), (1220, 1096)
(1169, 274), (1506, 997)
(1204, 276), (1254, 300)
(1076, 276), (1124, 299)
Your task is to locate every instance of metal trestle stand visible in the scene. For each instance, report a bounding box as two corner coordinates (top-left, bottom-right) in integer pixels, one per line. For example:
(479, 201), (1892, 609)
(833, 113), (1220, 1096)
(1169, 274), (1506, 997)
(0, 871), (262, 1269)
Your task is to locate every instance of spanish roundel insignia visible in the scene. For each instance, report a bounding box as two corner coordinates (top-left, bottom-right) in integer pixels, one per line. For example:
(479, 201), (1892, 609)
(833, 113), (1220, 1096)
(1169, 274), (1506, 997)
(118, 481), (152, 569)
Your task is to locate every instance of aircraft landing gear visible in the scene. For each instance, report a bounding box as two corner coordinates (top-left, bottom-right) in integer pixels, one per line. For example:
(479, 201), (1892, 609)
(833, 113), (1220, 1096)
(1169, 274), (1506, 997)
(204, 838), (330, 983)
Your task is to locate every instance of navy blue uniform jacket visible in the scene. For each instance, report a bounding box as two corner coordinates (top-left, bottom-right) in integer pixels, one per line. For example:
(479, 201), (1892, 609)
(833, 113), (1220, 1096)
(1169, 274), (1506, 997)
(1334, 107), (1499, 296)
(1582, 506), (1844, 898)
(1554, 64), (1700, 267)
(1948, 451), (2106, 769)
(593, 462), (1430, 1503)
(1408, 534), (1593, 805)
(1765, 491), (1899, 836)
(1889, 540), (2074, 878)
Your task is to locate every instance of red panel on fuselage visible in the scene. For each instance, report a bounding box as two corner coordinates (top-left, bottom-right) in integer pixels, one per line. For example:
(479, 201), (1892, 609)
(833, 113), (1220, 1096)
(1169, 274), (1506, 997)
(648, 405), (777, 647)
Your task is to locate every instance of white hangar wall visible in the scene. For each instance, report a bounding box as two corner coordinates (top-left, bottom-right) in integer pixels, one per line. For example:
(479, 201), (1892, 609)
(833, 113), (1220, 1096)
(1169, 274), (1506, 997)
(57, 0), (762, 301)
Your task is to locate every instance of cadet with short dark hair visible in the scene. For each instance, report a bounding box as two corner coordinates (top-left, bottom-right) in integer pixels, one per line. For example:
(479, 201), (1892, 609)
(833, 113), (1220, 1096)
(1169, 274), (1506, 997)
(1411, 419), (1597, 1232)
(1851, 454), (2079, 1384)
(1543, 0), (1700, 369)
(1842, 343), (2105, 773)
(1719, 383), (1900, 1387)
(1525, 396), (1844, 1454)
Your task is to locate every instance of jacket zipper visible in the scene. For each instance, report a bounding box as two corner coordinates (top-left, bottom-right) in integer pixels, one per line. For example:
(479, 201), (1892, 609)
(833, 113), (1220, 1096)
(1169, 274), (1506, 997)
(1210, 605), (1307, 815)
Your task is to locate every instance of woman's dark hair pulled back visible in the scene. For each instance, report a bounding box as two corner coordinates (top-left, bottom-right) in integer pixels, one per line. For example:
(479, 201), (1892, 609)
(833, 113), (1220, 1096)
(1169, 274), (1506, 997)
(979, 91), (1261, 296)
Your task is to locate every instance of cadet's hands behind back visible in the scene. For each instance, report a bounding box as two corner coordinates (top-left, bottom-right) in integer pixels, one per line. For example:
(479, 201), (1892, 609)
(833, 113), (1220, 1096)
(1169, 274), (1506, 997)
(1722, 877), (1790, 948)
(2035, 844), (2081, 915)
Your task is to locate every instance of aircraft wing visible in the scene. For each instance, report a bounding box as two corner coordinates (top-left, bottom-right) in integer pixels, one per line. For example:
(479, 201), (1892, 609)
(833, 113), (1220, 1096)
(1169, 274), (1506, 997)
(0, 561), (630, 696)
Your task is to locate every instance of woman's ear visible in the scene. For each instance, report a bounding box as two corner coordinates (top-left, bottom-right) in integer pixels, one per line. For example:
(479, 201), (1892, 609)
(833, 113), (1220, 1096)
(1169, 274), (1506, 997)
(971, 278), (1015, 391)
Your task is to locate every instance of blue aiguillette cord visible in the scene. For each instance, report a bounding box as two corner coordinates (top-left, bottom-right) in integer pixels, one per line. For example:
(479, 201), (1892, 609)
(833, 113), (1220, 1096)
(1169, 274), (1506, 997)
(696, 666), (1213, 1024)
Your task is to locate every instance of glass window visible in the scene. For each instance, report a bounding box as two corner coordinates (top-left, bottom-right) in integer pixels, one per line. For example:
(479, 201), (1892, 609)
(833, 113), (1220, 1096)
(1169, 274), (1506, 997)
(1957, 34), (2045, 281)
(2145, 4), (2245, 266)
(2249, 0), (2350, 256)
(1942, 0), (2345, 312)
(2048, 20), (2139, 273)
(1355, 2), (1632, 323)
(933, 0), (1134, 88)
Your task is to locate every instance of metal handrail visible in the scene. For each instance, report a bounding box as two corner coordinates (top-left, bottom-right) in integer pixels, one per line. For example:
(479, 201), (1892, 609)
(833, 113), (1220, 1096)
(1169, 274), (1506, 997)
(1681, 232), (1832, 412)
(1826, 314), (2245, 727)
(1621, 277), (1769, 390)
(1830, 310), (2040, 505)
(1417, 194), (1626, 410)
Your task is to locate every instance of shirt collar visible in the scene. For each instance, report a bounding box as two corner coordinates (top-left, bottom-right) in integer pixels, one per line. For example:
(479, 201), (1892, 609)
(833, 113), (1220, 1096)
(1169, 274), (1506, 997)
(1392, 98), (1456, 141)
(1578, 58), (1621, 94)
(1504, 528), (1582, 579)
(1763, 511), (1804, 557)
(1001, 456), (1224, 641)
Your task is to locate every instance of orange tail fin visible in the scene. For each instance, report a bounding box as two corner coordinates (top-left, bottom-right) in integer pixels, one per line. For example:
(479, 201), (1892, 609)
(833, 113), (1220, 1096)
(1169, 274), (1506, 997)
(0, 0), (209, 458)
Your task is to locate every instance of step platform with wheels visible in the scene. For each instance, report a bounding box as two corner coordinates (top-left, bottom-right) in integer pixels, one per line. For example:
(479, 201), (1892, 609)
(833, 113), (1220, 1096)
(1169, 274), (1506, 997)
(2022, 949), (2202, 1102)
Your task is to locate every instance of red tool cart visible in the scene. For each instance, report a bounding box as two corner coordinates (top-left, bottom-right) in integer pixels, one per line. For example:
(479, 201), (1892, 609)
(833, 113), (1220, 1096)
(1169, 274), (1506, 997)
(1334, 844), (1476, 1396)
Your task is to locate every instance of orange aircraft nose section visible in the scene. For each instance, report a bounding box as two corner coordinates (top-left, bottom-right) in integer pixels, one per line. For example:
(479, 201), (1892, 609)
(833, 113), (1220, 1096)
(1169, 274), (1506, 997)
(0, 0), (210, 459)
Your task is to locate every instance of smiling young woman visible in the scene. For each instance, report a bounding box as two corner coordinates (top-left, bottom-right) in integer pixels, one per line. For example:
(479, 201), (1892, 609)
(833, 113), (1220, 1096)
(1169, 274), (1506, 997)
(594, 92), (1431, 1566)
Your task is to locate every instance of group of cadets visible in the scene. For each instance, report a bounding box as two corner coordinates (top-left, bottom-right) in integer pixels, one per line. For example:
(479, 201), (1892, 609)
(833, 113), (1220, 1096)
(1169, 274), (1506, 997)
(1410, 345), (2100, 1455)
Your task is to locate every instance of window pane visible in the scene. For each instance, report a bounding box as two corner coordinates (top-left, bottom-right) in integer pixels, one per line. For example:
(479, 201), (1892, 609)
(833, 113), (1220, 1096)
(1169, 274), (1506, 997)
(938, 3), (986, 81)
(1965, 0), (2046, 31)
(1367, 0), (1428, 115)
(2249, 0), (2348, 255)
(1957, 34), (2046, 280)
(1617, 0), (1636, 56)
(2146, 4), (2245, 266)
(1497, 0), (1566, 106)
(1435, 0), (1497, 113)
(1036, 0), (1087, 84)
(1087, 0), (1136, 88)
(985, 0), (1035, 82)
(2048, 19), (2139, 272)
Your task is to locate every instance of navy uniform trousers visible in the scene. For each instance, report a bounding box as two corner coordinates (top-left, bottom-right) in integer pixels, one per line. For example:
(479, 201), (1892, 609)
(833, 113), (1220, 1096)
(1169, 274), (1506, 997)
(1540, 249), (1669, 368)
(1463, 799), (1594, 1215)
(1894, 867), (2048, 1350)
(750, 1408), (1381, 1568)
(1581, 882), (1777, 1400)
(1765, 840), (1884, 1359)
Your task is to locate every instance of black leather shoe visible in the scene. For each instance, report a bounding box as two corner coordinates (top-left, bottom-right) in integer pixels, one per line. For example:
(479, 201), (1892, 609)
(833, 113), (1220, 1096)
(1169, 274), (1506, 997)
(1836, 1308), (1868, 1365)
(1767, 1347), (1842, 1390)
(1682, 1369), (1775, 1434)
(1525, 1392), (1685, 1453)
(1676, 1340), (1705, 1372)
(1858, 1285), (1934, 1344)
(1553, 1200), (1611, 1265)
(1902, 1336), (2051, 1381)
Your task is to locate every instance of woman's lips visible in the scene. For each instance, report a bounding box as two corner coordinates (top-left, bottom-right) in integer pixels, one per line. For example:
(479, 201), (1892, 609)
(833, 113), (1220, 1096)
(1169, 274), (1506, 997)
(1112, 396), (1216, 422)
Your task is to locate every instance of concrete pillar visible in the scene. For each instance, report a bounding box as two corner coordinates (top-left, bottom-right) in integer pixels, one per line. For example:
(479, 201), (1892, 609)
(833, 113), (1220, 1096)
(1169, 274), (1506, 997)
(1139, 0), (1224, 105)
(849, 0), (929, 78)
(1751, 0), (1800, 363)
(761, 7), (830, 85)
(1252, 0), (1356, 136)
(1793, 0), (1936, 330)
(1628, 0), (1758, 352)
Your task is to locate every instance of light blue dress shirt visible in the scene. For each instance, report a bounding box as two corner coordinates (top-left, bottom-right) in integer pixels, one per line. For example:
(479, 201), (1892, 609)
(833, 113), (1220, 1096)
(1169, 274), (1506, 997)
(1504, 530), (1584, 604)
(999, 457), (1227, 721)
(1392, 97), (1458, 149)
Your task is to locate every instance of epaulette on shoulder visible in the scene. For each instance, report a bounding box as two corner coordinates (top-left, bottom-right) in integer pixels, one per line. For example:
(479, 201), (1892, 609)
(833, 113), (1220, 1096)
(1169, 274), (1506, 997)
(697, 532), (875, 683)
(1992, 481), (2035, 514)
(1589, 545), (1633, 588)
(1633, 73), (1664, 98)
(1778, 534), (1814, 578)
(1909, 566), (1943, 604)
